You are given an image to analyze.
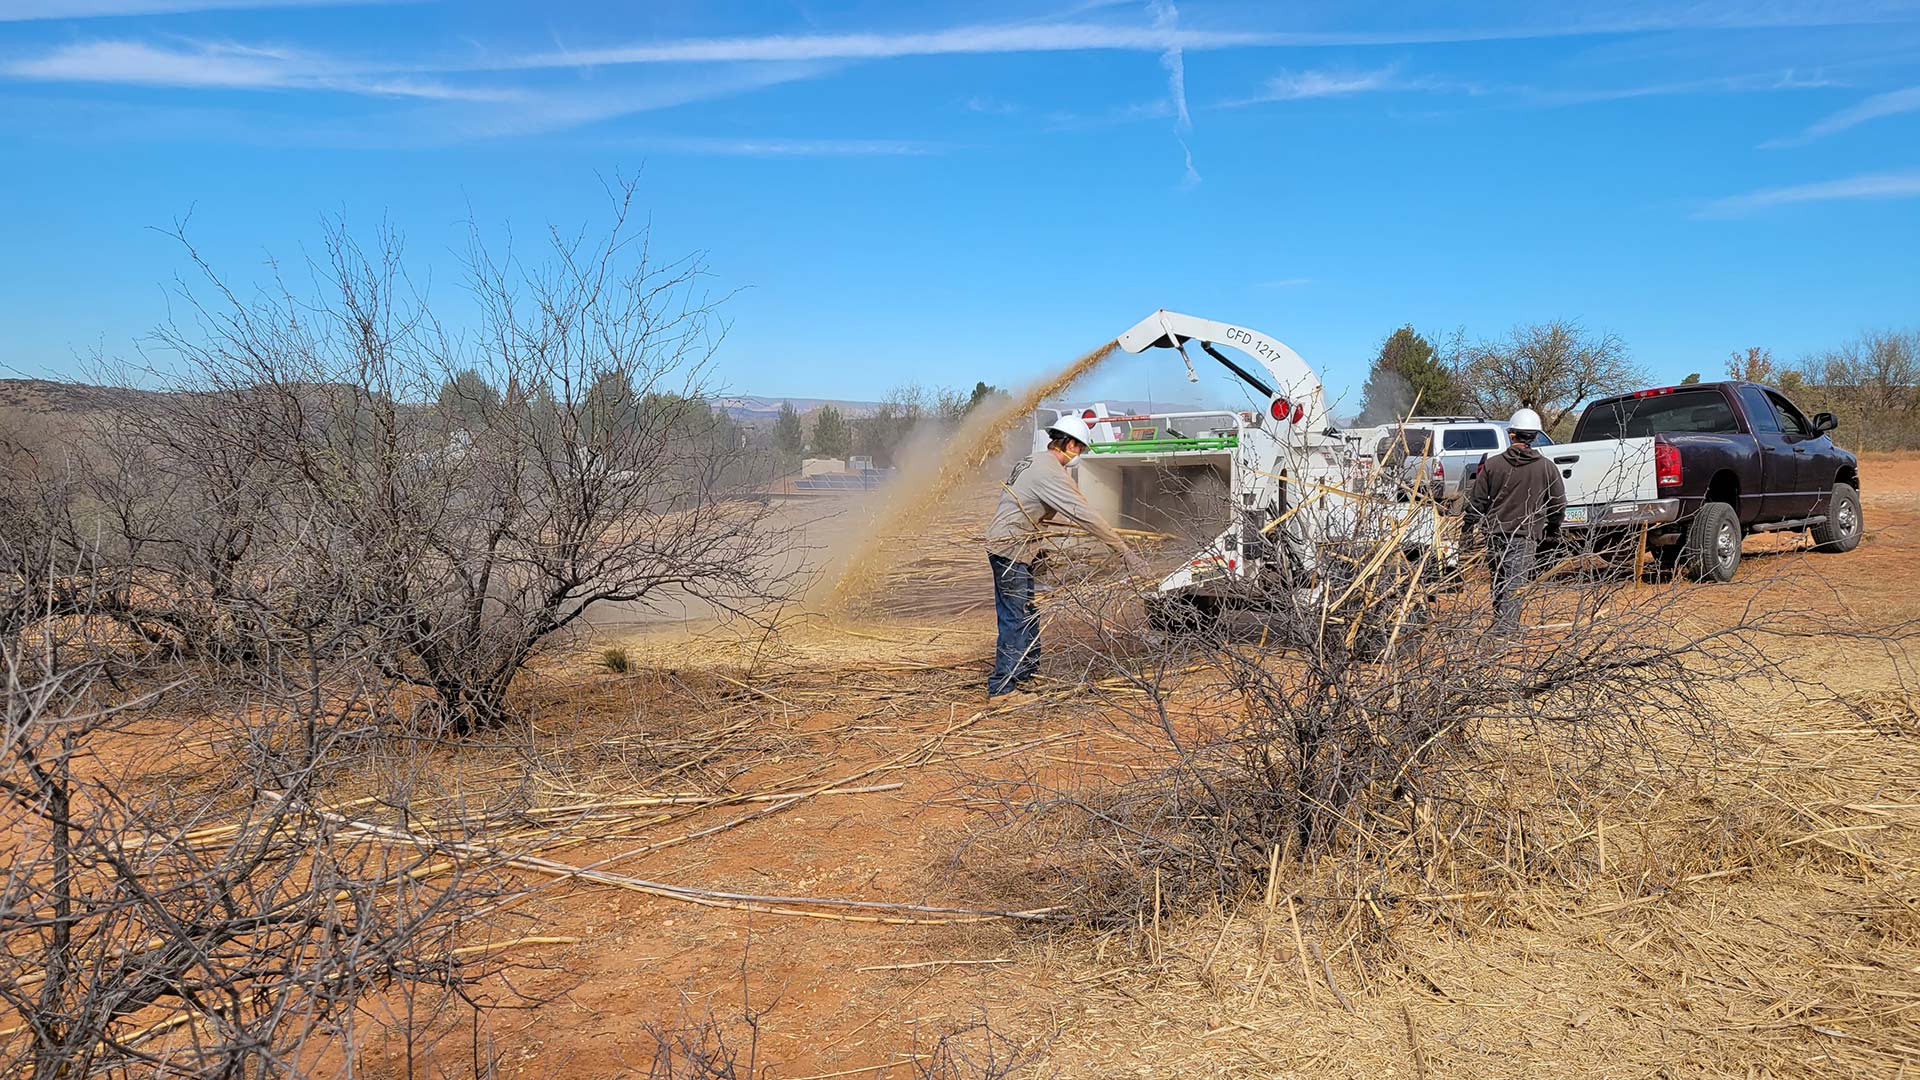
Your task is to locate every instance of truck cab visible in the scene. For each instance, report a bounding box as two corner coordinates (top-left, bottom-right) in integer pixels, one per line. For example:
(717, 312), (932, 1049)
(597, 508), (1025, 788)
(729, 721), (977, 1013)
(1550, 381), (1861, 580)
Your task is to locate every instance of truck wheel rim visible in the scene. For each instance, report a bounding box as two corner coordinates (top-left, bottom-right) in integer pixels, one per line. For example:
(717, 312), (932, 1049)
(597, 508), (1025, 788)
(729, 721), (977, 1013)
(1716, 520), (1736, 564)
(1838, 498), (1857, 536)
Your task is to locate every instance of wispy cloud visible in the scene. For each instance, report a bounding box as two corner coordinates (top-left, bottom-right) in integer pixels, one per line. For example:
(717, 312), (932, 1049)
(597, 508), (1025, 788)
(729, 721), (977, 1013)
(1532, 69), (1839, 106)
(1221, 65), (1835, 110)
(1763, 85), (1920, 147)
(489, 8), (1920, 72)
(1147, 0), (1198, 187)
(0, 0), (400, 20)
(3, 39), (514, 100)
(1700, 169), (1920, 216)
(962, 95), (1020, 115)
(1228, 66), (1401, 105)
(637, 136), (939, 157)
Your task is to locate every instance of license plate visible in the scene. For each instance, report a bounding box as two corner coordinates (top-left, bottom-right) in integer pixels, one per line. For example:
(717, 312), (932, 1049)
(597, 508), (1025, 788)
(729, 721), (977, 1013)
(1564, 505), (1589, 525)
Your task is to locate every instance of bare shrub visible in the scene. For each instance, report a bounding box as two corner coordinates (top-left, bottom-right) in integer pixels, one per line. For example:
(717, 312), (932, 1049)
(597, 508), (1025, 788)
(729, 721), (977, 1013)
(949, 488), (1902, 926)
(0, 579), (522, 1077)
(1795, 328), (1920, 451)
(14, 179), (794, 732)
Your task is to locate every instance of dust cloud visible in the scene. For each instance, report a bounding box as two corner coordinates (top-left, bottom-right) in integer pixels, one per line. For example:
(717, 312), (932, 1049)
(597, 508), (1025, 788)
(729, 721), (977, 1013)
(820, 339), (1120, 611)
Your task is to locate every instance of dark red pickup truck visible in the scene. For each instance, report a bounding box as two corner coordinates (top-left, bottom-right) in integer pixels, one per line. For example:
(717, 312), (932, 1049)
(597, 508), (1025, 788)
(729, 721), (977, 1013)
(1545, 381), (1861, 581)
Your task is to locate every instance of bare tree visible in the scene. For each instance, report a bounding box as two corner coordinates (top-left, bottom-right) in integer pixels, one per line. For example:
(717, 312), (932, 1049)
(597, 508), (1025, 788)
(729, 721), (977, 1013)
(0, 567), (521, 1077)
(1454, 320), (1643, 432)
(83, 180), (797, 732)
(1795, 329), (1920, 451)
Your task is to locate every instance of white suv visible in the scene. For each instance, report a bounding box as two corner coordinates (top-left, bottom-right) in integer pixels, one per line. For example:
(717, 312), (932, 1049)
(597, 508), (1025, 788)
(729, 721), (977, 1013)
(1374, 417), (1553, 499)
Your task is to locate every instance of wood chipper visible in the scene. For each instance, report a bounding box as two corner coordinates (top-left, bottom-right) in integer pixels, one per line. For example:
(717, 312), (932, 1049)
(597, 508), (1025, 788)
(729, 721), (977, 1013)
(1067, 310), (1449, 632)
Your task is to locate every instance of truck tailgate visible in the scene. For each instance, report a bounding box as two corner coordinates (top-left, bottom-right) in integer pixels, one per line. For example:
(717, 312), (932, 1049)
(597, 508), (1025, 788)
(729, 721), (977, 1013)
(1545, 438), (1659, 525)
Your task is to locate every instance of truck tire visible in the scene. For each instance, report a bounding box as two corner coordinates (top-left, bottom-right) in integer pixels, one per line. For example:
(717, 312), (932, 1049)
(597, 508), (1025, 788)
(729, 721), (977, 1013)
(1810, 483), (1861, 553)
(1684, 501), (1741, 583)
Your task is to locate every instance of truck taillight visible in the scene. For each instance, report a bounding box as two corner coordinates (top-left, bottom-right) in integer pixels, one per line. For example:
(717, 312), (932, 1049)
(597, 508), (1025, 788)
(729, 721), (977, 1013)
(1270, 397), (1292, 422)
(1081, 409), (1097, 421)
(1432, 458), (1445, 480)
(1655, 438), (1683, 489)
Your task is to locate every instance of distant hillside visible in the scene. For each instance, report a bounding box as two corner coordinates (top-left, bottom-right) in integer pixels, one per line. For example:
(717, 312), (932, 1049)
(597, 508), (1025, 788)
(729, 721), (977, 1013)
(0, 378), (168, 417)
(713, 395), (882, 421)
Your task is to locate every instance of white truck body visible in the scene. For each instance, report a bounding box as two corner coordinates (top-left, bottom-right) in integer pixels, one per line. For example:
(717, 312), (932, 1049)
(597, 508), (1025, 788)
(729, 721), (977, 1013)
(1540, 437), (1679, 529)
(1071, 311), (1447, 604)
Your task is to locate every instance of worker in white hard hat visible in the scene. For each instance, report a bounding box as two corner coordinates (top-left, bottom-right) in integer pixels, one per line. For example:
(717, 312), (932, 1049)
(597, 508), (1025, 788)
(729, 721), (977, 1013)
(1464, 407), (1567, 632)
(982, 414), (1147, 700)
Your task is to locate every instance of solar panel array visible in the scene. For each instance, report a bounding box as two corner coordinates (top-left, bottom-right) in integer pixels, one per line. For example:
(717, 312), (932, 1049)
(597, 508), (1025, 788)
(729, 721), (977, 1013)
(791, 469), (891, 492)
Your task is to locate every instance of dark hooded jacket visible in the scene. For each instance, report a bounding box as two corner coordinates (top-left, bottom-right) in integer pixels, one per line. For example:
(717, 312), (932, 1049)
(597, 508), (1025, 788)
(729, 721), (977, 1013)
(1466, 442), (1567, 541)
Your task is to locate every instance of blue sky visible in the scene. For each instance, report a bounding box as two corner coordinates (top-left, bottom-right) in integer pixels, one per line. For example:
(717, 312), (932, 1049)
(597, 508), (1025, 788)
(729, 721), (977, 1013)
(1, 1), (1917, 408)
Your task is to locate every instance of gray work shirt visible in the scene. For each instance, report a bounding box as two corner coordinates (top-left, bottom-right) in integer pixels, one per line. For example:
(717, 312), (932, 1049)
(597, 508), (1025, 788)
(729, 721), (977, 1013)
(984, 451), (1127, 563)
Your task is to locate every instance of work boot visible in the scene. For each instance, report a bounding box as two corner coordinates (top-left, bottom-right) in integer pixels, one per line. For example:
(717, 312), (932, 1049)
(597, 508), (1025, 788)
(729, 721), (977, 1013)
(984, 688), (1043, 708)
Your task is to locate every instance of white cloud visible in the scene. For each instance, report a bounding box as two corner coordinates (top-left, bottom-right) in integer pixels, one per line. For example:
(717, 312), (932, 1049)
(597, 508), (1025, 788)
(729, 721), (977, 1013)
(1147, 0), (1198, 187)
(638, 136), (939, 157)
(0, 0), (398, 19)
(2, 39), (515, 100)
(490, 7), (1919, 72)
(962, 95), (1019, 114)
(1763, 85), (1920, 147)
(1700, 169), (1920, 216)
(1248, 66), (1399, 102)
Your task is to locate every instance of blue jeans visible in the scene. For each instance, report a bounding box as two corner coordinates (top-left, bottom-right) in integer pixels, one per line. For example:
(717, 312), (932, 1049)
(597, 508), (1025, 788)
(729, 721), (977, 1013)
(1488, 533), (1538, 631)
(988, 554), (1040, 696)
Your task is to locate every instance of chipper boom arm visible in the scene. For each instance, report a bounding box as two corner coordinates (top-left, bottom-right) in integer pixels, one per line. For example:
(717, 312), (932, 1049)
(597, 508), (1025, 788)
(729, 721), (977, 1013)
(1117, 310), (1326, 431)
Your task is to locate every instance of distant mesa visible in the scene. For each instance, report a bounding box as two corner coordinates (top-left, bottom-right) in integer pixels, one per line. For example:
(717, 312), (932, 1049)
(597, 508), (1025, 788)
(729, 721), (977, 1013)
(713, 395), (881, 421)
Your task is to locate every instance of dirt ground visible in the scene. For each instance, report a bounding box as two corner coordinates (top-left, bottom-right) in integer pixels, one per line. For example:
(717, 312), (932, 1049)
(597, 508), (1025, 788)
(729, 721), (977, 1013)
(72, 457), (1909, 1078)
(354, 452), (1906, 1079)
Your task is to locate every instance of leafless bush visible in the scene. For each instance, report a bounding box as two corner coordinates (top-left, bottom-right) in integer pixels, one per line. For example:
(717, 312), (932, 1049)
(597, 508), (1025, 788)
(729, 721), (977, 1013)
(0, 573), (525, 1077)
(901, 1014), (1053, 1079)
(1794, 328), (1920, 451)
(951, 486), (1895, 925)
(8, 178), (795, 732)
(643, 998), (769, 1080)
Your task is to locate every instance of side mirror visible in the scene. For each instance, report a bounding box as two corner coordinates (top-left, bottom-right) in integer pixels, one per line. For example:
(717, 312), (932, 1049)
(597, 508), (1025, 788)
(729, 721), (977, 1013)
(1813, 411), (1839, 433)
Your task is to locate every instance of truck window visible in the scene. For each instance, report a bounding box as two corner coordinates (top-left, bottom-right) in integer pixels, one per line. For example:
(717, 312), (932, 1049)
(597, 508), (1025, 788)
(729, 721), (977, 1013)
(1442, 427), (1499, 451)
(1736, 386), (1780, 433)
(1765, 390), (1812, 436)
(1574, 389), (1741, 439)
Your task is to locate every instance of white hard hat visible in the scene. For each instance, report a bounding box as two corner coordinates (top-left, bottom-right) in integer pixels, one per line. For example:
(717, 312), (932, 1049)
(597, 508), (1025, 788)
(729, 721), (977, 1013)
(1507, 407), (1543, 434)
(1047, 413), (1095, 447)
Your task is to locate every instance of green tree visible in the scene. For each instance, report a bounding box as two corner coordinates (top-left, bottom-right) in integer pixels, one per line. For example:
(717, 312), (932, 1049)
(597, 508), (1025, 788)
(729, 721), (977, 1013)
(966, 380), (1007, 414)
(1680, 372), (1702, 385)
(772, 402), (804, 454)
(437, 367), (500, 422)
(1358, 326), (1460, 424)
(811, 405), (852, 458)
